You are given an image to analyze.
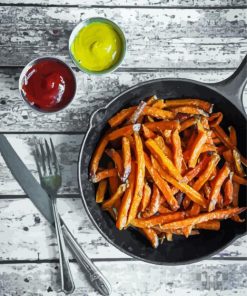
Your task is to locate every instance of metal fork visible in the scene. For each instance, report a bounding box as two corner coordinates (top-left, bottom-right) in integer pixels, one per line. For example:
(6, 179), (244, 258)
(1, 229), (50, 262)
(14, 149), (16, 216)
(35, 138), (75, 294)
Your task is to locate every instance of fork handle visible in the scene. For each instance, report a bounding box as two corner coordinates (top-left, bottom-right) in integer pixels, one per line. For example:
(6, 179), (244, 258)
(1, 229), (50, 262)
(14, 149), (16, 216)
(61, 222), (112, 296)
(51, 199), (75, 294)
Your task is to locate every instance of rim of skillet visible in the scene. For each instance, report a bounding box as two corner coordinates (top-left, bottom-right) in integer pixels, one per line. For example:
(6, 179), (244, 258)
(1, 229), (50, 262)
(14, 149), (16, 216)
(78, 77), (247, 266)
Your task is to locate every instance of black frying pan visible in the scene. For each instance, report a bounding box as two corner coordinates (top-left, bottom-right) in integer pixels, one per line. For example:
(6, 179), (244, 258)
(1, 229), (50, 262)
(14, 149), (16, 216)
(78, 55), (247, 265)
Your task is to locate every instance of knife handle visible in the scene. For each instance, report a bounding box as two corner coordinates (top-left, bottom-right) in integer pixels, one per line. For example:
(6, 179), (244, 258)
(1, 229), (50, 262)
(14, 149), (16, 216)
(61, 222), (112, 296)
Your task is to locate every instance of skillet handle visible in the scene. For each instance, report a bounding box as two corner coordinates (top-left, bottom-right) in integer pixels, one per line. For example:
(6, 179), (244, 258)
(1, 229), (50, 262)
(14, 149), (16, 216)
(210, 55), (247, 116)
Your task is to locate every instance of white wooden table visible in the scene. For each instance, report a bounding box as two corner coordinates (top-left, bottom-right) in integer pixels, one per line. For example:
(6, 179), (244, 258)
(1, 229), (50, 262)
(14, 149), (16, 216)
(0, 1), (247, 295)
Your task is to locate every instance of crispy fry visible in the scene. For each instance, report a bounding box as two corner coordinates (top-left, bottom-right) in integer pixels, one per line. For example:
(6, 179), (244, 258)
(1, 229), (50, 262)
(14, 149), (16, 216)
(182, 196), (191, 209)
(108, 162), (119, 194)
(213, 137), (221, 144)
(223, 175), (233, 206)
(142, 184), (161, 218)
(203, 182), (211, 199)
(229, 126), (237, 146)
(208, 163), (230, 212)
(186, 202), (201, 217)
(201, 143), (217, 153)
(171, 129), (183, 173)
(208, 112), (223, 127)
(216, 145), (227, 155)
(146, 115), (154, 122)
(91, 168), (118, 183)
(127, 101), (146, 124)
(90, 136), (109, 178)
(108, 124), (141, 141)
(231, 215), (245, 223)
(108, 106), (136, 127)
(127, 132), (145, 224)
(180, 117), (197, 131)
(141, 228), (159, 248)
(158, 204), (172, 214)
(116, 164), (136, 230)
(139, 182), (152, 212)
(232, 182), (240, 207)
(154, 227), (199, 236)
(233, 149), (245, 177)
(187, 131), (207, 168)
(122, 137), (131, 182)
(107, 208), (117, 221)
(142, 125), (156, 139)
(193, 154), (220, 191)
(163, 99), (213, 113)
(102, 184), (127, 210)
(223, 150), (233, 163)
(146, 95), (158, 105)
(162, 129), (172, 145)
(232, 174), (247, 185)
(145, 138), (183, 180)
(114, 198), (122, 211)
(154, 136), (172, 160)
(143, 120), (180, 132)
(182, 156), (210, 183)
(145, 154), (179, 211)
(170, 106), (208, 117)
(217, 192), (224, 209)
(152, 99), (165, 109)
(158, 207), (247, 231)
(212, 125), (246, 166)
(105, 148), (123, 177)
(143, 106), (175, 120)
(132, 212), (185, 228)
(195, 220), (220, 231)
(96, 180), (108, 203)
(152, 156), (207, 207)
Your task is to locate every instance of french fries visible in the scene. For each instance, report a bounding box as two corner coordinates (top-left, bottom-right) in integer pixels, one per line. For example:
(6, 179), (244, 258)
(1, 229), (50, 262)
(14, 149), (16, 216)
(122, 137), (131, 182)
(89, 97), (247, 248)
(127, 132), (145, 224)
(145, 138), (183, 180)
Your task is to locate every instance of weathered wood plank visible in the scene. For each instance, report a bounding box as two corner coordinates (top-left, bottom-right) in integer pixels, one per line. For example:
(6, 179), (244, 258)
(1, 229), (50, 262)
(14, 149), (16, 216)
(0, 198), (246, 260)
(0, 0), (246, 8)
(1, 68), (246, 132)
(0, 134), (82, 195)
(0, 7), (246, 67)
(0, 261), (247, 295)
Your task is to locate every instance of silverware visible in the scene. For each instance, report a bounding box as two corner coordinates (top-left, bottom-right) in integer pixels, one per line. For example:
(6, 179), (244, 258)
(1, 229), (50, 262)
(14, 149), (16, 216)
(0, 134), (112, 296)
(35, 139), (75, 294)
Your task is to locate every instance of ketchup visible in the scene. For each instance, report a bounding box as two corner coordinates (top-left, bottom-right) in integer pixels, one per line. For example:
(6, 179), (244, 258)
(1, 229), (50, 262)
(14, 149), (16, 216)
(21, 59), (76, 112)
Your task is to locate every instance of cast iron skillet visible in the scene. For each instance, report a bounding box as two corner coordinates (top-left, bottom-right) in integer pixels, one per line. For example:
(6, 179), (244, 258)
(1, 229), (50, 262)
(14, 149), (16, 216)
(78, 55), (247, 265)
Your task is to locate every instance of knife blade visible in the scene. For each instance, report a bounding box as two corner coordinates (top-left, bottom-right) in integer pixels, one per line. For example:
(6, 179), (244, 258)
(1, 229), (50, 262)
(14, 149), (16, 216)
(0, 134), (112, 296)
(0, 134), (54, 224)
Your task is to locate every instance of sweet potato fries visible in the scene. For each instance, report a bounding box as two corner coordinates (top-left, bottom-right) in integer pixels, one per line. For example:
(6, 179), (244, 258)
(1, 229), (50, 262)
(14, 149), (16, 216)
(90, 97), (247, 248)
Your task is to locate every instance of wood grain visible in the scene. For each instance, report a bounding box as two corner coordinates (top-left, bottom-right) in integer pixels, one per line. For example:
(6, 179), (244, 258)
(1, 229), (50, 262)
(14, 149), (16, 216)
(0, 261), (247, 295)
(1, 0), (246, 7)
(0, 134), (82, 195)
(0, 7), (246, 67)
(0, 198), (246, 261)
(1, 68), (246, 133)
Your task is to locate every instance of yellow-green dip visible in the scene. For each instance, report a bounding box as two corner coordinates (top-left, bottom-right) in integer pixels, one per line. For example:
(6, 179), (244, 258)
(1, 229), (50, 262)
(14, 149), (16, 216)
(70, 22), (122, 72)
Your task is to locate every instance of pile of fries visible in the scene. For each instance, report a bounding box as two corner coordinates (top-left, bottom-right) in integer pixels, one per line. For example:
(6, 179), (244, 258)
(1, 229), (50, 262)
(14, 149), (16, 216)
(89, 96), (247, 248)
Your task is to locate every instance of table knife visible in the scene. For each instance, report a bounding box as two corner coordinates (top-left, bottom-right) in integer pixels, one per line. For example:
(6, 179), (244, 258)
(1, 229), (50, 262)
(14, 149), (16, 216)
(0, 134), (111, 296)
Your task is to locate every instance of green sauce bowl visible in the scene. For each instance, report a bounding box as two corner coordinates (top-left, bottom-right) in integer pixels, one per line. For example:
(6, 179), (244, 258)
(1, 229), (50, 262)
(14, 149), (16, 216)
(69, 17), (126, 75)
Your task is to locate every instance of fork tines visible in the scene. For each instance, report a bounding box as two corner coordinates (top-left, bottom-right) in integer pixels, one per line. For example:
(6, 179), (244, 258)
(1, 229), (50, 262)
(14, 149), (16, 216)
(35, 138), (60, 176)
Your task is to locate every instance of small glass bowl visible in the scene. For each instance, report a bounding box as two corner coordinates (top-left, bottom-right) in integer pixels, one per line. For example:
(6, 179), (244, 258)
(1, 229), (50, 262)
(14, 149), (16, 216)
(69, 17), (126, 75)
(19, 57), (77, 113)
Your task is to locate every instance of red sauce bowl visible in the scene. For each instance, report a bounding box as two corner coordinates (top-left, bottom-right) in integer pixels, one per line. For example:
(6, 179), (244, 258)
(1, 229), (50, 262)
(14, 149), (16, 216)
(19, 57), (76, 113)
